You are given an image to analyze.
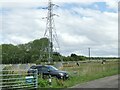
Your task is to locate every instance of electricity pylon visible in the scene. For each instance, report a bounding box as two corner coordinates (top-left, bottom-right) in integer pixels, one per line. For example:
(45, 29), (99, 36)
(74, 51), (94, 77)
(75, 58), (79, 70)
(43, 0), (59, 64)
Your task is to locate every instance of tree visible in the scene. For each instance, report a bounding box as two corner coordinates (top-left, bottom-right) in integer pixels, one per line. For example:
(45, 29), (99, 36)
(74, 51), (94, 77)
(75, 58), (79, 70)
(1, 38), (87, 64)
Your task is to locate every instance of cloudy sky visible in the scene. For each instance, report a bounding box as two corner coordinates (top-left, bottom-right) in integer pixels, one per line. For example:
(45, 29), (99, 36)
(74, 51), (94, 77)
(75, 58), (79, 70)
(0, 0), (118, 57)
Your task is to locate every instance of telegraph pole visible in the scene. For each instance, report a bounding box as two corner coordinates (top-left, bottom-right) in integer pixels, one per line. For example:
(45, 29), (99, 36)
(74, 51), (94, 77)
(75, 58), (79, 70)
(88, 48), (90, 61)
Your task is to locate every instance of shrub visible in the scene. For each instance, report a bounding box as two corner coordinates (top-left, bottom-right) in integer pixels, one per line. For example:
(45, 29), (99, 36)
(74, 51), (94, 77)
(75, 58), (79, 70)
(38, 78), (48, 87)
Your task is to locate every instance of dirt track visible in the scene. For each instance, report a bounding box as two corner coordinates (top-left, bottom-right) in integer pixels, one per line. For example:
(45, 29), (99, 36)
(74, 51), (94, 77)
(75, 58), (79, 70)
(71, 75), (119, 88)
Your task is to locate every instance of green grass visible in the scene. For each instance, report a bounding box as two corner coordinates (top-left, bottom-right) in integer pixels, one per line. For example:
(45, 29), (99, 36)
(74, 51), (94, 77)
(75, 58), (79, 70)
(38, 60), (118, 88)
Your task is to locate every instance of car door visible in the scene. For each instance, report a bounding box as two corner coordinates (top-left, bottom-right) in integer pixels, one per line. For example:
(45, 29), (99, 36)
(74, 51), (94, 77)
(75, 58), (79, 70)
(41, 66), (49, 75)
(37, 66), (42, 74)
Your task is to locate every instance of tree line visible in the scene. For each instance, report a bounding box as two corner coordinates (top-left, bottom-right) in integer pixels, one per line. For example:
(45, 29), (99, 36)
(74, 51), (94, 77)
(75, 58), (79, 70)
(1, 38), (87, 64)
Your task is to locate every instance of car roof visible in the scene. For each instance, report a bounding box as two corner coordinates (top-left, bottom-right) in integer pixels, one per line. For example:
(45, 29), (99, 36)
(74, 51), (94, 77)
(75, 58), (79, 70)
(30, 65), (42, 68)
(30, 65), (52, 68)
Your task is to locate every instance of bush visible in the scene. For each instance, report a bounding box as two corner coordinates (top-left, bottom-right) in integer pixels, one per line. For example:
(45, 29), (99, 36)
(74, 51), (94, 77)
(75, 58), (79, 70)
(38, 78), (48, 87)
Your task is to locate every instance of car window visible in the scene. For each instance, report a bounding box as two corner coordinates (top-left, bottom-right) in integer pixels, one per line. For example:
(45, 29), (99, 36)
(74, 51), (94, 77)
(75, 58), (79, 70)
(41, 67), (48, 72)
(37, 66), (42, 71)
(48, 66), (58, 71)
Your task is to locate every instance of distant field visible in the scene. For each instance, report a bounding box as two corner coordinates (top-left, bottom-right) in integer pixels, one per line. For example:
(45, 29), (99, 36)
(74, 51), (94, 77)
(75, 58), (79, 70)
(50, 60), (118, 88)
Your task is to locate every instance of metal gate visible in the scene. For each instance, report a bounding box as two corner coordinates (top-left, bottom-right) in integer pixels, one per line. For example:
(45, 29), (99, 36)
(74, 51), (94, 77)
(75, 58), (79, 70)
(0, 69), (38, 89)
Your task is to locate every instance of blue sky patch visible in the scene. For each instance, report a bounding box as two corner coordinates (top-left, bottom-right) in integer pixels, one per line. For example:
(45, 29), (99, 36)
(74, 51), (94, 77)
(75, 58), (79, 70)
(0, 8), (12, 15)
(60, 2), (117, 13)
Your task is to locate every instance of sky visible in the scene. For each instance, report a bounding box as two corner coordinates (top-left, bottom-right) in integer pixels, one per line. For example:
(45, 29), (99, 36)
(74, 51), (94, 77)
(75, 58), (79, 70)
(0, 0), (119, 57)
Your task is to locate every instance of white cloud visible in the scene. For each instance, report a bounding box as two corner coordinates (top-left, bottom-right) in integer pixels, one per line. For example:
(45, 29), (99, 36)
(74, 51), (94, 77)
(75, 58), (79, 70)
(0, 0), (118, 3)
(61, 33), (92, 45)
(104, 0), (119, 10)
(54, 4), (118, 56)
(0, 1), (118, 57)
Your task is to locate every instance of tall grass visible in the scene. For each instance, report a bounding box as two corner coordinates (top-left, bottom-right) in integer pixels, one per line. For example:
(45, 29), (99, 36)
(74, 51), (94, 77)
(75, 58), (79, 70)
(52, 61), (118, 88)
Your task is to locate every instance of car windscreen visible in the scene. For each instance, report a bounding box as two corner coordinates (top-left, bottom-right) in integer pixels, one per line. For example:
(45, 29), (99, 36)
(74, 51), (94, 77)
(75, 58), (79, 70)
(48, 66), (58, 71)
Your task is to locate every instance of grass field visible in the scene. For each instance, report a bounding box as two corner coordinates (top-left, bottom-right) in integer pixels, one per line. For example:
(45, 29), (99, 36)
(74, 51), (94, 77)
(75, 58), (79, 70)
(2, 60), (119, 88)
(38, 60), (118, 88)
